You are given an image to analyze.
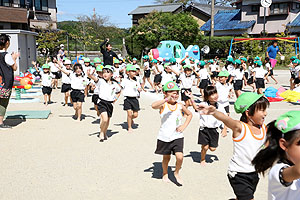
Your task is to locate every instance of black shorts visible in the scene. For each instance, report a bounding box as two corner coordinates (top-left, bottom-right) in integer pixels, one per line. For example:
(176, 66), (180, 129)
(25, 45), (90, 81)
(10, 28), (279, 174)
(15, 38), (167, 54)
(42, 86), (52, 95)
(233, 80), (243, 90)
(61, 83), (71, 93)
(98, 99), (114, 118)
(268, 69), (274, 76)
(123, 97), (140, 111)
(255, 78), (265, 89)
(294, 78), (300, 84)
(155, 138), (184, 155)
(92, 94), (99, 105)
(224, 105), (230, 114)
(70, 90), (85, 102)
(199, 79), (209, 89)
(228, 172), (259, 200)
(52, 72), (60, 79)
(211, 71), (218, 78)
(154, 74), (162, 83)
(226, 75), (232, 83)
(198, 128), (219, 148)
(244, 72), (249, 80)
(291, 72), (296, 79)
(247, 77), (254, 85)
(144, 70), (151, 78)
(181, 88), (191, 101)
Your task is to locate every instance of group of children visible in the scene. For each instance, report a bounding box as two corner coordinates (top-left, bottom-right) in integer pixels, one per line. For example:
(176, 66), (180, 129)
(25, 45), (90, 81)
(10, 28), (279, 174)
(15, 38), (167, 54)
(30, 52), (300, 199)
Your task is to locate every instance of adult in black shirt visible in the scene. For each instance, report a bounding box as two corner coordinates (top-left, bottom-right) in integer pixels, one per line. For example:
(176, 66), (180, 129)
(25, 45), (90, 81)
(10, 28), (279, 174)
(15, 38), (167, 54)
(100, 38), (119, 66)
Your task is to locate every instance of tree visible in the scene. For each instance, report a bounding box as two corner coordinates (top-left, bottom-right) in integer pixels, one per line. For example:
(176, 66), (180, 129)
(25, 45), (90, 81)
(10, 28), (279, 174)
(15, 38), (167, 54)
(36, 29), (65, 57)
(126, 12), (200, 58)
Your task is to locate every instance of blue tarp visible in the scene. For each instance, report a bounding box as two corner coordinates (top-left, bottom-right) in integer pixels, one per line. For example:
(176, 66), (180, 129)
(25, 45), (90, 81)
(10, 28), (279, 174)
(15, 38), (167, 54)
(264, 87), (278, 98)
(287, 14), (300, 27)
(200, 9), (256, 31)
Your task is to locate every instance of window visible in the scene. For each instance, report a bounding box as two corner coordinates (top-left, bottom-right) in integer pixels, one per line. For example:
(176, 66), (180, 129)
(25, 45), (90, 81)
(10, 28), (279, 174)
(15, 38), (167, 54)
(35, 0), (48, 11)
(166, 43), (171, 48)
(252, 5), (259, 12)
(270, 3), (288, 15)
(0, 0), (12, 6)
(12, 0), (25, 8)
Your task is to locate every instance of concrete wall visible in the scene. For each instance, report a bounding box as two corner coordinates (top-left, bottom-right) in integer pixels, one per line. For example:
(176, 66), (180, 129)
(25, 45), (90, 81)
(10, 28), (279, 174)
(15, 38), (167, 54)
(30, 0), (57, 30)
(241, 2), (300, 34)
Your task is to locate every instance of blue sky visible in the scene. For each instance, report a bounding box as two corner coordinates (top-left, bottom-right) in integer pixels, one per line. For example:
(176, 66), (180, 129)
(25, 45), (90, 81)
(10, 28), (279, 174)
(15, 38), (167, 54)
(57, 0), (155, 28)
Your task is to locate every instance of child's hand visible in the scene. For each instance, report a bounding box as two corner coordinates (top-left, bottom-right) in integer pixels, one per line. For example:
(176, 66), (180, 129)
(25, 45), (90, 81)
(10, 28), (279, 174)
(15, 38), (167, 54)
(197, 104), (216, 115)
(11, 52), (20, 60)
(176, 125), (186, 133)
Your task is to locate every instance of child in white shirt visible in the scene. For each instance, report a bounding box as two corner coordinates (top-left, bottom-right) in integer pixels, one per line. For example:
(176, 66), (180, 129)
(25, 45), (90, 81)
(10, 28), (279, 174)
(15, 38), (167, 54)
(265, 57), (278, 84)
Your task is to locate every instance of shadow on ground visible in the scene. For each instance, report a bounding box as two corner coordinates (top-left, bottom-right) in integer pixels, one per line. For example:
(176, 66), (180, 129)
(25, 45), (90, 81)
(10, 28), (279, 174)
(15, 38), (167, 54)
(184, 151), (219, 163)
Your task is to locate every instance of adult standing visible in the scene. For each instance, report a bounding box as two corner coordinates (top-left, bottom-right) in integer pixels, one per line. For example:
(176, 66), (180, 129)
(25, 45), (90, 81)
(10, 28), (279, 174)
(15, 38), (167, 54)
(0, 34), (19, 129)
(266, 40), (283, 68)
(100, 38), (119, 66)
(57, 44), (66, 62)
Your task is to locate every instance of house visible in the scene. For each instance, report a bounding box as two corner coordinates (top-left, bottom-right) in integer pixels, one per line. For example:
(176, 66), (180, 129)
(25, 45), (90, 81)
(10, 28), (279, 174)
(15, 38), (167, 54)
(0, 0), (57, 30)
(128, 3), (233, 27)
(201, 0), (300, 36)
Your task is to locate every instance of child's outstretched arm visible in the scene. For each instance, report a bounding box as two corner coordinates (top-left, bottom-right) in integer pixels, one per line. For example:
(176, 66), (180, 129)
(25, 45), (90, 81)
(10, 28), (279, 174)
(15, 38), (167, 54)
(57, 61), (71, 76)
(176, 104), (192, 133)
(152, 96), (173, 110)
(282, 160), (300, 183)
(32, 61), (40, 73)
(198, 104), (242, 138)
(87, 69), (99, 83)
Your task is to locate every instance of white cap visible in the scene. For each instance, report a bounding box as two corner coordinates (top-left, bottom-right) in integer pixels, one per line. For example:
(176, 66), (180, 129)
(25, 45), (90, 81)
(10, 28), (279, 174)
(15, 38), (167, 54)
(65, 60), (72, 65)
(60, 44), (64, 47)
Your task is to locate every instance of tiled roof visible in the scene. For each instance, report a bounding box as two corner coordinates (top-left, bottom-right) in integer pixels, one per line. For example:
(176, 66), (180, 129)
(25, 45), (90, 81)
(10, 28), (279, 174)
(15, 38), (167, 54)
(200, 9), (255, 31)
(128, 3), (183, 15)
(189, 3), (234, 16)
(287, 13), (300, 27)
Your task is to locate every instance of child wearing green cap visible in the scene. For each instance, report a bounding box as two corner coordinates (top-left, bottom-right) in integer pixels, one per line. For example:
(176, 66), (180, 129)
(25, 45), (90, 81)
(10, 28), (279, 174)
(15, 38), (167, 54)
(289, 56), (297, 90)
(246, 58), (256, 92)
(141, 56), (154, 92)
(60, 59), (73, 106)
(229, 59), (247, 98)
(252, 111), (300, 199)
(194, 61), (210, 100)
(90, 66), (103, 116)
(161, 63), (176, 87)
(253, 61), (268, 94)
(151, 59), (163, 93)
(265, 57), (278, 84)
(198, 92), (269, 200)
(151, 81), (192, 185)
(208, 59), (220, 84)
(292, 59), (300, 90)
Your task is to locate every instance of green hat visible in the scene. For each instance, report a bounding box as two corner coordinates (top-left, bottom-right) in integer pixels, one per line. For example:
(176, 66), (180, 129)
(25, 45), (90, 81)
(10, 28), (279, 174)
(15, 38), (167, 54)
(254, 56), (260, 60)
(42, 64), (50, 69)
(164, 63), (170, 68)
(103, 65), (113, 72)
(163, 81), (180, 92)
(84, 58), (90, 63)
(218, 70), (230, 77)
(94, 57), (101, 64)
(290, 56), (297, 60)
(208, 59), (214, 63)
(151, 59), (158, 63)
(63, 57), (68, 61)
(183, 65), (192, 70)
(126, 64), (137, 71)
(234, 92), (263, 114)
(114, 59), (120, 64)
(169, 57), (176, 64)
(241, 57), (247, 62)
(133, 58), (137, 61)
(256, 60), (263, 66)
(235, 59), (242, 65)
(227, 57), (234, 62)
(96, 65), (103, 72)
(198, 61), (206, 66)
(189, 57), (195, 62)
(182, 60), (186, 65)
(143, 55), (149, 60)
(275, 111), (300, 134)
(292, 59), (300, 64)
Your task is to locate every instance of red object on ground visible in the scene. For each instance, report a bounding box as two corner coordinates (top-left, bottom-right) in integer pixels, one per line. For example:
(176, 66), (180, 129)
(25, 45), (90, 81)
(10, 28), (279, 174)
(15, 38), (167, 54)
(13, 85), (25, 89)
(267, 97), (284, 102)
(234, 37), (298, 41)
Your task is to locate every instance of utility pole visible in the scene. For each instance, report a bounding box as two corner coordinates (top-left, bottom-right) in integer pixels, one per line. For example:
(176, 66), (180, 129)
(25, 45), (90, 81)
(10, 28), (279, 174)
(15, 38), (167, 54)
(210, 0), (215, 37)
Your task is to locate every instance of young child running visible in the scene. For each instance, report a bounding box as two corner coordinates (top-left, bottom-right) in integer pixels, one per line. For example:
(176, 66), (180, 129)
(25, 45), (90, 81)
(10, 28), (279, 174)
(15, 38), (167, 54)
(230, 59), (247, 98)
(265, 57), (278, 84)
(292, 59), (300, 89)
(198, 92), (269, 200)
(60, 59), (73, 106)
(91, 65), (103, 116)
(152, 81), (192, 185)
(253, 60), (267, 94)
(58, 62), (87, 121)
(194, 61), (210, 99)
(190, 86), (226, 165)
(252, 111), (300, 200)
(120, 64), (141, 133)
(34, 63), (54, 105)
(87, 65), (121, 142)
(289, 56), (297, 90)
(141, 55), (154, 91)
(152, 59), (163, 93)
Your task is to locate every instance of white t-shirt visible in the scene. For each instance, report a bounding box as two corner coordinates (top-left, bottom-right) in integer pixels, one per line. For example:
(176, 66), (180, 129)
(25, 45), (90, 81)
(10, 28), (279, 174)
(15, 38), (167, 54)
(0, 50), (14, 66)
(171, 64), (181, 74)
(96, 78), (121, 102)
(70, 73), (88, 90)
(40, 71), (54, 87)
(199, 68), (210, 80)
(161, 71), (175, 86)
(198, 102), (225, 129)
(232, 69), (244, 81)
(61, 67), (72, 84)
(216, 82), (232, 107)
(294, 66), (300, 78)
(253, 67), (267, 78)
(179, 73), (195, 89)
(153, 64), (164, 75)
(227, 64), (235, 74)
(158, 102), (183, 142)
(209, 64), (217, 72)
(268, 163), (300, 200)
(49, 62), (59, 73)
(144, 62), (150, 70)
(121, 77), (140, 97)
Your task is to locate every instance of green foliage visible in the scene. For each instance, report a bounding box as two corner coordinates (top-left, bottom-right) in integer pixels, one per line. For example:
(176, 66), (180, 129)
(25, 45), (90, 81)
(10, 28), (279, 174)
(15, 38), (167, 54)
(198, 36), (232, 58)
(126, 12), (200, 58)
(36, 30), (65, 57)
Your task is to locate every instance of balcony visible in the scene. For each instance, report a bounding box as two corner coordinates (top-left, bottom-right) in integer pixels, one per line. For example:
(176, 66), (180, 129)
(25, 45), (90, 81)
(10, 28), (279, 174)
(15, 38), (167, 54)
(0, 6), (27, 24)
